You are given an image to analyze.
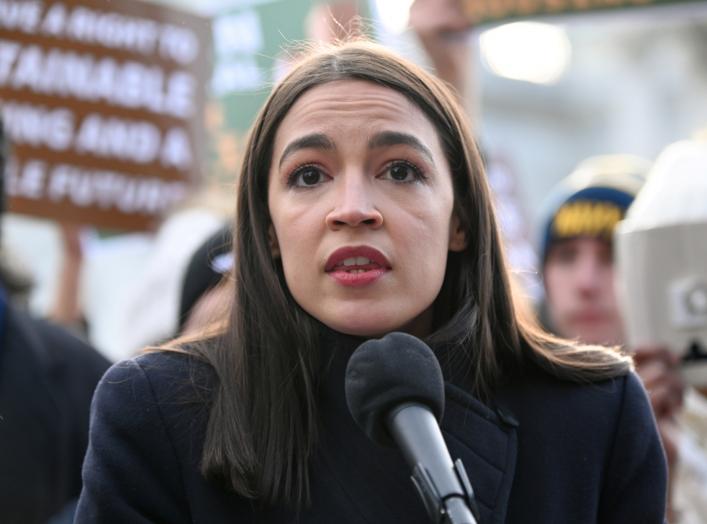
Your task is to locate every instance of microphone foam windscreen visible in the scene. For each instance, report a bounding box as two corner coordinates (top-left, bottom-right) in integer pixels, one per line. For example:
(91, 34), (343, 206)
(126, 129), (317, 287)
(345, 332), (445, 446)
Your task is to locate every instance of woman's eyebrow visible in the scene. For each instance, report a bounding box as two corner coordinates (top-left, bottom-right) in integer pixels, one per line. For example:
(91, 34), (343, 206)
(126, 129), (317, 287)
(368, 131), (435, 165)
(279, 133), (335, 168)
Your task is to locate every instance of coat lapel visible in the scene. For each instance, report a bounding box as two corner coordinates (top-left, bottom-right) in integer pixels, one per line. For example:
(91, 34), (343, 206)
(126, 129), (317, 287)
(442, 383), (519, 524)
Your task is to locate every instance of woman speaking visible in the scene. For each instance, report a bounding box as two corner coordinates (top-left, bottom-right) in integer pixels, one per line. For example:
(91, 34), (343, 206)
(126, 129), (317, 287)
(76, 41), (667, 523)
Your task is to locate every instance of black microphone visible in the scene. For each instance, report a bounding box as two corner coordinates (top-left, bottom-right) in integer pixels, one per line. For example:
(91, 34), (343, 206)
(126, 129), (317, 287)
(345, 332), (480, 524)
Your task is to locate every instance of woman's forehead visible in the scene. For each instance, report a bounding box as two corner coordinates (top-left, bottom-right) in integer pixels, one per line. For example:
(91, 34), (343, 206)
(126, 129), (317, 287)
(271, 80), (441, 152)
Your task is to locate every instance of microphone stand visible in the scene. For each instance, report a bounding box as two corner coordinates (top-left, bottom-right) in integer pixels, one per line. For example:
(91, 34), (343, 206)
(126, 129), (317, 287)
(389, 404), (481, 524)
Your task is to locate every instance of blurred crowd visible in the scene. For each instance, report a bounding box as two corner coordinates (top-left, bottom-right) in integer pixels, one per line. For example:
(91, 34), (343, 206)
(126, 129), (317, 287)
(1, 0), (706, 523)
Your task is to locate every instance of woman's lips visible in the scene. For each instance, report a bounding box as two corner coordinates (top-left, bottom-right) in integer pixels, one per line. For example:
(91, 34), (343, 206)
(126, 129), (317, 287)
(325, 246), (391, 287)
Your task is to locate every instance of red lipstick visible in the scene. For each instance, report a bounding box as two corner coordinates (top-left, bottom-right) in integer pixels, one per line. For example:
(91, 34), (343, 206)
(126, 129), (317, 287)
(325, 246), (391, 287)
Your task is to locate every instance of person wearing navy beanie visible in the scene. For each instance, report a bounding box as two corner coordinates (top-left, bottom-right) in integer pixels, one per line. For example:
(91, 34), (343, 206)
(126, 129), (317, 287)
(538, 155), (648, 346)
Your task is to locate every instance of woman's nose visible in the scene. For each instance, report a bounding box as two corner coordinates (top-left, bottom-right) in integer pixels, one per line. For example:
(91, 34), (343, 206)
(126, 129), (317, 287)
(325, 175), (383, 229)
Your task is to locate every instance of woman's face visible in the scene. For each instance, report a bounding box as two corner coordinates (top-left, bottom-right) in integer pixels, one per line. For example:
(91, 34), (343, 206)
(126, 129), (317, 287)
(267, 80), (466, 338)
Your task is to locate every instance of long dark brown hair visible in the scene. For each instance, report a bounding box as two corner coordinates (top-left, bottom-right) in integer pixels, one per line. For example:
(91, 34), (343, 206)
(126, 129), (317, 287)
(186, 41), (630, 508)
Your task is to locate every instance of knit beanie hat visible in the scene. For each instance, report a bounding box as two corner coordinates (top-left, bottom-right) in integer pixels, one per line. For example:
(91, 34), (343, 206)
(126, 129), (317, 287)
(538, 155), (649, 266)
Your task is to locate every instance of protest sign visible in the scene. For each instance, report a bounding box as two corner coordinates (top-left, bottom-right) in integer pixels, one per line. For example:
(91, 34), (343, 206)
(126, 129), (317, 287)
(0, 0), (211, 230)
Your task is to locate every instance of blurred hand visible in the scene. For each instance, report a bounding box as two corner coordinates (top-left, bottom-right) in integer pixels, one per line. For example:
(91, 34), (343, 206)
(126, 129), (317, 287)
(58, 222), (85, 261)
(657, 417), (681, 524)
(409, 0), (471, 36)
(49, 222), (88, 328)
(632, 345), (685, 420)
(632, 344), (684, 501)
(409, 0), (473, 97)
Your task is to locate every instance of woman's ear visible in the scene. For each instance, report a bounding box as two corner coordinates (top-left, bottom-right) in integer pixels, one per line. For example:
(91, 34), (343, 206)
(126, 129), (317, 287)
(448, 214), (467, 252)
(268, 224), (281, 258)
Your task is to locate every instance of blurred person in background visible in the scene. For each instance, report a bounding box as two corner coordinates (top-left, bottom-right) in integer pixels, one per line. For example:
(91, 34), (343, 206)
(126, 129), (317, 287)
(177, 224), (233, 336)
(537, 155), (685, 521)
(537, 155), (648, 346)
(0, 119), (110, 523)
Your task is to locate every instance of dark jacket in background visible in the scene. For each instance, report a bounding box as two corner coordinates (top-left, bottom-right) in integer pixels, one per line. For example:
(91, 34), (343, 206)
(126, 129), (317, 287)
(178, 224), (232, 331)
(0, 304), (110, 524)
(76, 338), (667, 523)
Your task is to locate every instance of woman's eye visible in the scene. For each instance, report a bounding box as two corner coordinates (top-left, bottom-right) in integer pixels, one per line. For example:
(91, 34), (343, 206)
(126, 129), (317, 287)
(289, 166), (326, 187)
(381, 161), (424, 183)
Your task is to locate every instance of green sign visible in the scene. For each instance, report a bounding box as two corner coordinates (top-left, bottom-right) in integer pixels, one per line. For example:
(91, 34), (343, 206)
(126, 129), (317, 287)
(212, 0), (313, 133)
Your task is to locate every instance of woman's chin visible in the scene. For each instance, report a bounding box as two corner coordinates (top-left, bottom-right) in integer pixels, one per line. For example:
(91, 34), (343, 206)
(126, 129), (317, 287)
(303, 301), (434, 339)
(323, 319), (393, 339)
(320, 312), (432, 340)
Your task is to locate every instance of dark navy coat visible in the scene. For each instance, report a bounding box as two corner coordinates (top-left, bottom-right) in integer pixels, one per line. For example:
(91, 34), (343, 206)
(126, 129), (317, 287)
(0, 305), (110, 524)
(76, 338), (667, 523)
